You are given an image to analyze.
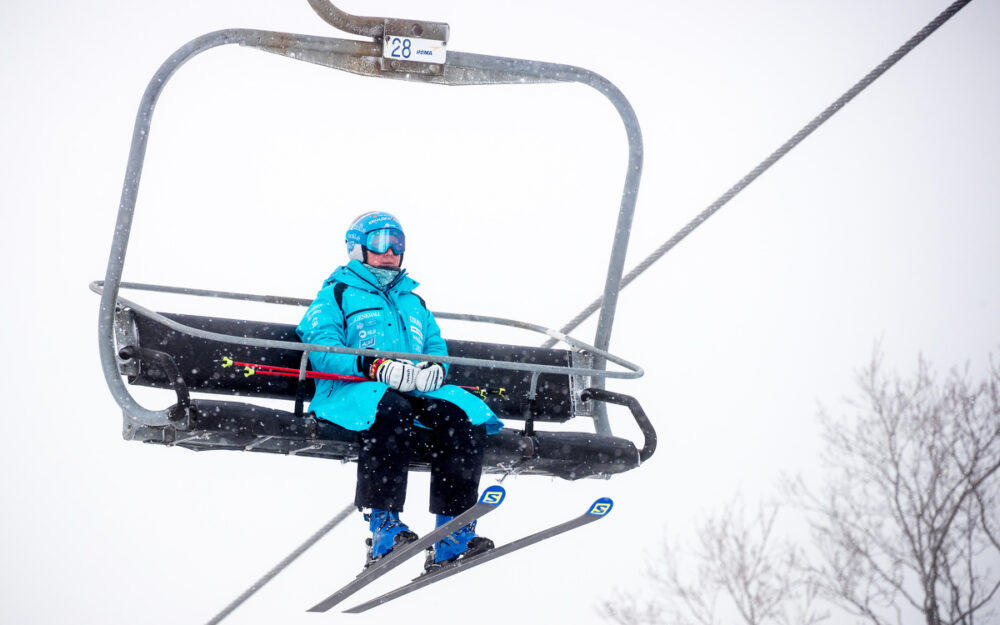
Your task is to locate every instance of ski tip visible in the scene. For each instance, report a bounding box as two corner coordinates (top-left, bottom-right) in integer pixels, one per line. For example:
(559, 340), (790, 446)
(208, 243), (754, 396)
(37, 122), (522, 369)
(586, 497), (614, 517)
(479, 485), (506, 506)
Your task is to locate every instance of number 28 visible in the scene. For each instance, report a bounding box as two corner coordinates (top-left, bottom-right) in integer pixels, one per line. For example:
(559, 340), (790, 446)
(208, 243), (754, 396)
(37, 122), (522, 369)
(390, 37), (412, 59)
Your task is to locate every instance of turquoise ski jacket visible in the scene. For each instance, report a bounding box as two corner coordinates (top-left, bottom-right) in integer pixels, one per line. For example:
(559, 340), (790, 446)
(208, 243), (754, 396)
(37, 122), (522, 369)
(296, 260), (502, 434)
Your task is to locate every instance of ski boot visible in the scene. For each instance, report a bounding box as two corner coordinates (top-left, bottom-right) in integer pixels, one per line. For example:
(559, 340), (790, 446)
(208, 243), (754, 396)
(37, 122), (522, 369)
(423, 517), (494, 573)
(364, 509), (418, 568)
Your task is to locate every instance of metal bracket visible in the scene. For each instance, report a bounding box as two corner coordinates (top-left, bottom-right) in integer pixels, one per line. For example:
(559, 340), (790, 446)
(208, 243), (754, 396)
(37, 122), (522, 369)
(117, 345), (191, 425)
(306, 1), (449, 75)
(520, 371), (541, 437)
(307, 0), (448, 41)
(244, 435), (275, 451)
(378, 18), (449, 76)
(494, 461), (528, 482)
(289, 442), (325, 456)
(570, 349), (595, 417)
(114, 307), (140, 378)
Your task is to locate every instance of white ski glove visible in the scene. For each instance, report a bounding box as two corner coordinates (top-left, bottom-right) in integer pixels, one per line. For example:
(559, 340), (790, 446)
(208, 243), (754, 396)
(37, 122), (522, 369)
(414, 362), (445, 393)
(369, 358), (418, 392)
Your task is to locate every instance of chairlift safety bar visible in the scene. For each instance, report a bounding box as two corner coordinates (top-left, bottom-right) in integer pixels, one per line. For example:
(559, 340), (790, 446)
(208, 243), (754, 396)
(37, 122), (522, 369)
(92, 280), (643, 379)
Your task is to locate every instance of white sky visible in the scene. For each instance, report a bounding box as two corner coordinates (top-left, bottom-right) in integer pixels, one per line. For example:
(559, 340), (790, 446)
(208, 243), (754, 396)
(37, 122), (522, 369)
(1, 1), (998, 623)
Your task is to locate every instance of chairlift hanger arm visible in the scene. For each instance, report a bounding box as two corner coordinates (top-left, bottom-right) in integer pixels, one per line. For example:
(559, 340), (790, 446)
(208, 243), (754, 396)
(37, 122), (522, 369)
(306, 0), (450, 42)
(307, 0), (386, 37)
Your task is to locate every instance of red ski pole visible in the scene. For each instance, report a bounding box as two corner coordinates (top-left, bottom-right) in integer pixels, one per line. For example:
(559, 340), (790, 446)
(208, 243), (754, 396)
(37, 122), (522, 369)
(222, 356), (364, 382)
(220, 357), (505, 399)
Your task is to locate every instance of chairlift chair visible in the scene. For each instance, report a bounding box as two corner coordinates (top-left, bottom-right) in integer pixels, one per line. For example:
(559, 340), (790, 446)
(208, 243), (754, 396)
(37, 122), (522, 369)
(94, 0), (656, 481)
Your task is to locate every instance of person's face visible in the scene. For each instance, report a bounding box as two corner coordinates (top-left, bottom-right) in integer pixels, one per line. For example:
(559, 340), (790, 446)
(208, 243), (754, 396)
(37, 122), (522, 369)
(367, 248), (401, 268)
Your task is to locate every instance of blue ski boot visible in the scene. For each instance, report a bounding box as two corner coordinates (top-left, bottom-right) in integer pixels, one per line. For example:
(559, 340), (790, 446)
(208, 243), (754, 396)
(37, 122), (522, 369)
(424, 517), (494, 573)
(364, 509), (418, 567)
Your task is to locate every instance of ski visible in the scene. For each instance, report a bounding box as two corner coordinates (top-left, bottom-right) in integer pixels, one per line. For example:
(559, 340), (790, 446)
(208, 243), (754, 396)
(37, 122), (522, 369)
(306, 485), (506, 613)
(343, 496), (614, 613)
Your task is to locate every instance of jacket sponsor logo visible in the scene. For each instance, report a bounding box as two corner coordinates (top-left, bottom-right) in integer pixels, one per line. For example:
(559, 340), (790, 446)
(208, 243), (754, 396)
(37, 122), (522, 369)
(406, 315), (424, 350)
(409, 316), (424, 340)
(353, 313), (380, 349)
(305, 306), (326, 328)
(411, 336), (424, 351)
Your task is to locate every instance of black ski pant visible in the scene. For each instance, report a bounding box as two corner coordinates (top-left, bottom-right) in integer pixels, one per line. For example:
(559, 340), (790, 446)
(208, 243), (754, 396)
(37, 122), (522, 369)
(355, 389), (487, 516)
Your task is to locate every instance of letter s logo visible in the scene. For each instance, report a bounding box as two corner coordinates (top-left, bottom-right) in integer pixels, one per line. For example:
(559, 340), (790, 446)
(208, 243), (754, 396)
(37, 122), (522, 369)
(587, 498), (614, 517)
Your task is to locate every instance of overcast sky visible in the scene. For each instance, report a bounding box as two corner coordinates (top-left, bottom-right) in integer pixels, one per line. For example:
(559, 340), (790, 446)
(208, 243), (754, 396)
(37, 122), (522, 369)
(2, 1), (998, 624)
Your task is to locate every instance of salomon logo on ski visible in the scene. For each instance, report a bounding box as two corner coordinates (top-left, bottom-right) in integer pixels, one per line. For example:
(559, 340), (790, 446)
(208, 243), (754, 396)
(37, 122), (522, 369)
(307, 485), (507, 612)
(481, 486), (504, 506)
(588, 499), (613, 516)
(344, 495), (616, 613)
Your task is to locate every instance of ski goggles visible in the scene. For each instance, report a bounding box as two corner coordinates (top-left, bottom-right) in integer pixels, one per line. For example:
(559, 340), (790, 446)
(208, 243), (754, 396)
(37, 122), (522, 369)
(364, 228), (405, 255)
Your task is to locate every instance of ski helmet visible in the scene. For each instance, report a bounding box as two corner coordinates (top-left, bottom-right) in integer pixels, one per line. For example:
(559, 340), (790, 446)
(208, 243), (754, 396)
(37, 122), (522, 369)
(345, 211), (406, 263)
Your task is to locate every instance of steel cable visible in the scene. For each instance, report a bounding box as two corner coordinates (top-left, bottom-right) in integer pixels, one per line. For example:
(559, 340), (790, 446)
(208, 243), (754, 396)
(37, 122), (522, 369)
(205, 503), (354, 625)
(545, 0), (974, 348)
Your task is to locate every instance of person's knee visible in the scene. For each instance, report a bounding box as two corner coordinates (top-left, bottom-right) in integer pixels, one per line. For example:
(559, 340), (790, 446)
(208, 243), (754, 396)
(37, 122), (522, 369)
(372, 390), (414, 430)
(462, 422), (487, 449)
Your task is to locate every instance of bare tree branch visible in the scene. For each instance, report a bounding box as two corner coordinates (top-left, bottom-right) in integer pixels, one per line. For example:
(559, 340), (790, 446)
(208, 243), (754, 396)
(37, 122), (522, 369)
(598, 497), (826, 625)
(793, 349), (1000, 625)
(599, 349), (1000, 625)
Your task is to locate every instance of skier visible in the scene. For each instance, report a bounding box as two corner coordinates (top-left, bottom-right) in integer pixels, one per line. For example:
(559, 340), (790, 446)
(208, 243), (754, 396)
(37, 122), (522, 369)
(297, 211), (504, 571)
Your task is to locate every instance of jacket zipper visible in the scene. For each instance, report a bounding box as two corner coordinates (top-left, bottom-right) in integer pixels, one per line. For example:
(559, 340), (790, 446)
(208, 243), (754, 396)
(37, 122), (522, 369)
(345, 267), (411, 351)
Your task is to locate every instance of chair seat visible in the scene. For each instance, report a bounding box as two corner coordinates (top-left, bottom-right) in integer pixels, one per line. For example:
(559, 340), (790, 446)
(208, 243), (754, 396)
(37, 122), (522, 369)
(125, 399), (641, 480)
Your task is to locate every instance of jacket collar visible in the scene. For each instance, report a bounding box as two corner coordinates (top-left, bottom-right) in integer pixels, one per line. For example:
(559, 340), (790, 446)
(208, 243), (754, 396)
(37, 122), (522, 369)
(325, 260), (418, 293)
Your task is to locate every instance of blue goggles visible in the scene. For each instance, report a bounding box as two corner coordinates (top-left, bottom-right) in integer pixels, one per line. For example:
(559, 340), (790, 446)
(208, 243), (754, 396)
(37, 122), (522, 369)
(364, 228), (405, 255)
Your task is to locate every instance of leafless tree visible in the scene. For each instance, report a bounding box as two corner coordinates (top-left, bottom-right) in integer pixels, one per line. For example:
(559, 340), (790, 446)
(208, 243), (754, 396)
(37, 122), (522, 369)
(788, 351), (1000, 625)
(597, 497), (826, 625)
(599, 351), (1000, 625)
